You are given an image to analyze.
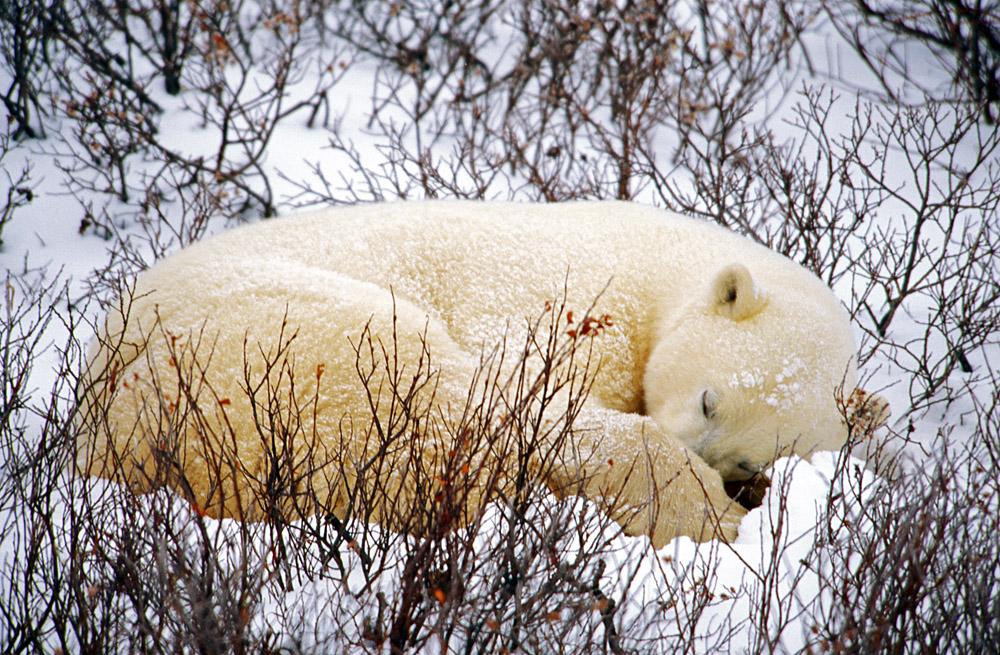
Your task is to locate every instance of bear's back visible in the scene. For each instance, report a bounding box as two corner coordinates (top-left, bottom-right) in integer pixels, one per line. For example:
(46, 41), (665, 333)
(171, 200), (807, 345)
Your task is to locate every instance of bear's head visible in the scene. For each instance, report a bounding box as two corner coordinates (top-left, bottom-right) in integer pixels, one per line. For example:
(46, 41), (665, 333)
(643, 263), (888, 482)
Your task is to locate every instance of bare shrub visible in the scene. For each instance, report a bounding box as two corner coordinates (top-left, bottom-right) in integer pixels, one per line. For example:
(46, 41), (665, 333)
(823, 0), (1000, 121)
(3, 0), (352, 282)
(0, 0), (53, 140)
(283, 0), (820, 206)
(0, 268), (96, 653)
(0, 131), (34, 249)
(806, 387), (1000, 654)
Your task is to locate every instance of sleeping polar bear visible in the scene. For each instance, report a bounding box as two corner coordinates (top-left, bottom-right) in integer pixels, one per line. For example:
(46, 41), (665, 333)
(76, 200), (887, 547)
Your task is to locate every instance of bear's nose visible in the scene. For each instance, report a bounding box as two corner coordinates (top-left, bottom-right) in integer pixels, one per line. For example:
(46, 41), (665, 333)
(725, 459), (762, 481)
(724, 468), (771, 510)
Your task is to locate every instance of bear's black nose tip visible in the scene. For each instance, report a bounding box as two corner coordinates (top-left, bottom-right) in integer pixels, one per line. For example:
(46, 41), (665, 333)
(724, 470), (771, 510)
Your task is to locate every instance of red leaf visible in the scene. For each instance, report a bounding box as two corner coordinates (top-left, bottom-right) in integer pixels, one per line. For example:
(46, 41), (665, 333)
(211, 33), (229, 53)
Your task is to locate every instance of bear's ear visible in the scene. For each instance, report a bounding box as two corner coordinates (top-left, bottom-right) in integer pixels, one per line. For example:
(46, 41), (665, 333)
(711, 263), (767, 321)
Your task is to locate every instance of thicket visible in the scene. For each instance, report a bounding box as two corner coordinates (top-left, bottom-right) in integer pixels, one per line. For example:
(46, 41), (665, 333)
(1, 0), (998, 653)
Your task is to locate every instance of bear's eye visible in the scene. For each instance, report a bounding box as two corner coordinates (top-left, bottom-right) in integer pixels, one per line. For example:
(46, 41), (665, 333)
(701, 389), (718, 420)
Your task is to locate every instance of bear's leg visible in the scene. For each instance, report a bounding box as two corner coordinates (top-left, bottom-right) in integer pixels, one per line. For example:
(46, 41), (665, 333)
(543, 406), (745, 547)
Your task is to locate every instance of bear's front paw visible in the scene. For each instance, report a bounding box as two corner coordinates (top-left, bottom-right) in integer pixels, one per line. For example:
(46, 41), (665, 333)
(699, 500), (746, 543)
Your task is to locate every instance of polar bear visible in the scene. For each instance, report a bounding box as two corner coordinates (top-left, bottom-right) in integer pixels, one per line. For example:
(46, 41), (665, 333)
(76, 200), (886, 547)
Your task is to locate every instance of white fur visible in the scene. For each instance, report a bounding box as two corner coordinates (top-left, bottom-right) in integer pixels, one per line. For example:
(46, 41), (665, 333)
(77, 200), (883, 546)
